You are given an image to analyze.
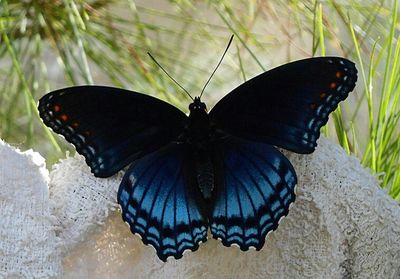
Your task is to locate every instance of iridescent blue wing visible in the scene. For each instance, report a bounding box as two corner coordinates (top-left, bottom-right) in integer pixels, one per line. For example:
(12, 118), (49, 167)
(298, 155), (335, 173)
(117, 143), (208, 261)
(38, 86), (187, 177)
(210, 57), (357, 153)
(210, 136), (296, 250)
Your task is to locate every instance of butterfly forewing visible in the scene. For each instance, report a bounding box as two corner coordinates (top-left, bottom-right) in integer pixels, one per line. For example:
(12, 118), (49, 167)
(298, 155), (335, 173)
(210, 57), (358, 153)
(210, 136), (297, 250)
(38, 86), (187, 177)
(118, 143), (208, 261)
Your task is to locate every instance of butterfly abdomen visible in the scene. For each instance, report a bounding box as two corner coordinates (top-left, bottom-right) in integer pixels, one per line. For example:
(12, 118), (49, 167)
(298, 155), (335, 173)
(194, 152), (214, 200)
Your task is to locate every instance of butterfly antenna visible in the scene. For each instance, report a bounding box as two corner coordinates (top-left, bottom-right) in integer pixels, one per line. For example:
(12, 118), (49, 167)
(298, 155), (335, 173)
(147, 52), (194, 101)
(199, 35), (234, 99)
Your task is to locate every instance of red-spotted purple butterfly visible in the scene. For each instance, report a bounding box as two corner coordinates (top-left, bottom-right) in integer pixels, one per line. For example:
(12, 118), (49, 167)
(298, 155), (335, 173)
(38, 43), (357, 261)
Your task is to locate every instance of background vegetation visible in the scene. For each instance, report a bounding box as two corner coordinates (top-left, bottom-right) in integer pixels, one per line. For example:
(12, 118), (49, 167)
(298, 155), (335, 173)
(1, 0), (399, 200)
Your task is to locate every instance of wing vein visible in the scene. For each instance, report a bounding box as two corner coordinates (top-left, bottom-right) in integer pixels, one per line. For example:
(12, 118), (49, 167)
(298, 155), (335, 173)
(237, 148), (286, 208)
(131, 157), (165, 227)
(183, 177), (195, 244)
(226, 163), (259, 239)
(142, 157), (171, 238)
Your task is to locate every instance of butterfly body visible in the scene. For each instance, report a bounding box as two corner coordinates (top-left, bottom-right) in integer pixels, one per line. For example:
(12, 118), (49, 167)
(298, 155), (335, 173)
(38, 56), (357, 261)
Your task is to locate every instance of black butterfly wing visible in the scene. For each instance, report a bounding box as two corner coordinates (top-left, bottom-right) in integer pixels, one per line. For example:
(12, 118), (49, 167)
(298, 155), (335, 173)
(210, 136), (296, 250)
(118, 143), (208, 261)
(38, 86), (187, 177)
(209, 57), (357, 154)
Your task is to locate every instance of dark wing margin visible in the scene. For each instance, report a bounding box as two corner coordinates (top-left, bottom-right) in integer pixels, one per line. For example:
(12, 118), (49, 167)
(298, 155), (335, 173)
(117, 143), (208, 261)
(210, 137), (296, 250)
(38, 86), (187, 177)
(210, 57), (357, 154)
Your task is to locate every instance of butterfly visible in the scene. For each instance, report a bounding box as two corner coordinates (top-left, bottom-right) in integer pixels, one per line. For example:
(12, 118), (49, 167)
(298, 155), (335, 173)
(38, 55), (357, 261)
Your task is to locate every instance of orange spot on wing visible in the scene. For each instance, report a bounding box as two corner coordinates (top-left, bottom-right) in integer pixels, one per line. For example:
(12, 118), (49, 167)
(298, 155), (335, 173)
(335, 71), (342, 78)
(85, 131), (91, 136)
(72, 122), (79, 128)
(53, 105), (61, 112)
(320, 92), (327, 98)
(310, 103), (317, 110)
(60, 114), (68, 121)
(330, 82), (337, 89)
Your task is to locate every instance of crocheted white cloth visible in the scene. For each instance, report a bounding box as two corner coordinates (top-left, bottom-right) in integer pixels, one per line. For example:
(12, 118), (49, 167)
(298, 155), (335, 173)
(1, 137), (400, 278)
(0, 141), (61, 278)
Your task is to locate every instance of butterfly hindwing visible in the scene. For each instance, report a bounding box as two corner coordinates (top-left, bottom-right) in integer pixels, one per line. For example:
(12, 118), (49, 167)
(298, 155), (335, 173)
(210, 136), (297, 250)
(210, 57), (357, 153)
(117, 143), (208, 261)
(38, 86), (187, 177)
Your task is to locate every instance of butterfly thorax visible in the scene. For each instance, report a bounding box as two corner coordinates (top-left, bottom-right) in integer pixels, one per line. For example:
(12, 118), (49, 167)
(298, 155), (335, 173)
(187, 97), (212, 145)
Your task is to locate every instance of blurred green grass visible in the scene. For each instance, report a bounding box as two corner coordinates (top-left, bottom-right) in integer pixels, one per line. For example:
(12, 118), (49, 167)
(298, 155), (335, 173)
(1, 0), (400, 200)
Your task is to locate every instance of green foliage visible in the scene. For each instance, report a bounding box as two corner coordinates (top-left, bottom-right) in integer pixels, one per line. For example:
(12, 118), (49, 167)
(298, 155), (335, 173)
(0, 0), (399, 200)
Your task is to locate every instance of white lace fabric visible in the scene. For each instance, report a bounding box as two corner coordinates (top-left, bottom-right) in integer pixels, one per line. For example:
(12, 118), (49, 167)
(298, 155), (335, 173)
(1, 137), (399, 278)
